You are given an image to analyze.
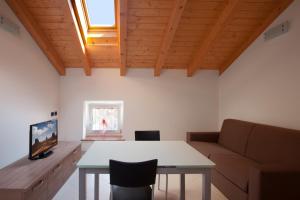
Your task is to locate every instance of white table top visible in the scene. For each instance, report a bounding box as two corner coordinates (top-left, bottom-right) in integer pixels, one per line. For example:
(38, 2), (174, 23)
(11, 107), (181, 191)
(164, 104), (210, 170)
(77, 141), (215, 169)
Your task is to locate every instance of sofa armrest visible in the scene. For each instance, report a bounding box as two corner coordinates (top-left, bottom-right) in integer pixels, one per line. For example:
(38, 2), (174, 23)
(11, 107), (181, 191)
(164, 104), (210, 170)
(186, 132), (219, 143)
(249, 164), (300, 200)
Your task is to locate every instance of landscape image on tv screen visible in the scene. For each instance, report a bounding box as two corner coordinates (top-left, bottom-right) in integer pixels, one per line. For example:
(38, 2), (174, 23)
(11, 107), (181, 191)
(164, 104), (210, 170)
(31, 120), (57, 158)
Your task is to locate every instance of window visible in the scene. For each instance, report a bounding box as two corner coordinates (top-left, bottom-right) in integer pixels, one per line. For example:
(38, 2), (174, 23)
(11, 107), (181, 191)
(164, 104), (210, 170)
(84, 0), (116, 28)
(72, 0), (118, 45)
(84, 101), (123, 136)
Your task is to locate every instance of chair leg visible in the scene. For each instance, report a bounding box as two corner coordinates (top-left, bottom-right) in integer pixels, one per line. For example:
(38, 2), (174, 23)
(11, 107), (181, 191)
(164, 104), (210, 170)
(158, 174), (161, 190)
(165, 174), (168, 200)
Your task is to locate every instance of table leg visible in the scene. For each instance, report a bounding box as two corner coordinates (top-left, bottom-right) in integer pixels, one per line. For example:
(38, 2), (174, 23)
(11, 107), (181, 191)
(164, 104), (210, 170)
(165, 174), (168, 200)
(95, 174), (99, 200)
(180, 174), (185, 200)
(202, 170), (211, 200)
(158, 174), (161, 190)
(79, 168), (86, 200)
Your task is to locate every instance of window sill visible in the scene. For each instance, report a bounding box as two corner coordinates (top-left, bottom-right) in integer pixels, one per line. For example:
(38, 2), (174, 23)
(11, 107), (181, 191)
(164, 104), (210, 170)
(82, 133), (124, 141)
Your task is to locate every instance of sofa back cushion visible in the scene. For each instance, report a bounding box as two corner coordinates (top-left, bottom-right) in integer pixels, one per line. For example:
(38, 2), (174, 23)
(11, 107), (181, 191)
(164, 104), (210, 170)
(246, 125), (300, 165)
(219, 119), (255, 155)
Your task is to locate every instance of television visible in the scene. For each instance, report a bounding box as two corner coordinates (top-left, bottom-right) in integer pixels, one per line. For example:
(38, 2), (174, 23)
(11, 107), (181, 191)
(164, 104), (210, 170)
(29, 120), (58, 160)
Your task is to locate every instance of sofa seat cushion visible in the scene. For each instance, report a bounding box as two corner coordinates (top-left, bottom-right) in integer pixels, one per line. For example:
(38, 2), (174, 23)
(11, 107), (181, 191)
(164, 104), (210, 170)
(210, 154), (259, 192)
(189, 141), (236, 158)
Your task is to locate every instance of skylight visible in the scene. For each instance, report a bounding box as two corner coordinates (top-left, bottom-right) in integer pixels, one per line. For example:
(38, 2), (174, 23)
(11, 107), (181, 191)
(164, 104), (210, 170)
(85, 0), (116, 27)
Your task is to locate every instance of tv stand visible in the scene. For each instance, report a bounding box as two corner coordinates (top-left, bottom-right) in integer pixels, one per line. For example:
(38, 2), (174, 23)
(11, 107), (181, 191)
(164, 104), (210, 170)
(32, 150), (53, 160)
(0, 141), (81, 200)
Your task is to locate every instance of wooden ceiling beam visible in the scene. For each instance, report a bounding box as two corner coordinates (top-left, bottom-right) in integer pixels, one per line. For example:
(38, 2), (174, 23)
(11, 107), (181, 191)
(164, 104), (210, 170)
(64, 0), (91, 76)
(118, 0), (128, 76)
(6, 0), (66, 75)
(187, 0), (240, 77)
(219, 0), (294, 74)
(154, 0), (188, 76)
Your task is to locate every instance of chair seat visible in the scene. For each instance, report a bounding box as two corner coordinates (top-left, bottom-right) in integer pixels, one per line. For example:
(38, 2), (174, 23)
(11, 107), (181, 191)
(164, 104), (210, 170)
(111, 185), (152, 200)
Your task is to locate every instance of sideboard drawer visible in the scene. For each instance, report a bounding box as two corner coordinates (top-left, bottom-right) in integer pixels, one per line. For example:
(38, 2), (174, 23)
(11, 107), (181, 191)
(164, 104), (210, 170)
(47, 163), (64, 199)
(63, 146), (81, 180)
(24, 177), (48, 200)
(71, 146), (82, 161)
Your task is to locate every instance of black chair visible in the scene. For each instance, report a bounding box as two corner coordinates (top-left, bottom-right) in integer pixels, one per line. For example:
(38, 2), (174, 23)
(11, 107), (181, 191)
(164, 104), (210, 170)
(109, 159), (158, 200)
(134, 130), (168, 199)
(135, 130), (160, 141)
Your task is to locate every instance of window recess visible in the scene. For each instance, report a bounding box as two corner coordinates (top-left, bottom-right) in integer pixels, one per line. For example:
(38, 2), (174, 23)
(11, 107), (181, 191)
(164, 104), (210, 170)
(83, 101), (124, 138)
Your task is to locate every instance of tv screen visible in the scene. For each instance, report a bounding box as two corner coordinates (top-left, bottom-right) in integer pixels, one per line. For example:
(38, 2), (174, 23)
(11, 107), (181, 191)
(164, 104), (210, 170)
(29, 120), (58, 159)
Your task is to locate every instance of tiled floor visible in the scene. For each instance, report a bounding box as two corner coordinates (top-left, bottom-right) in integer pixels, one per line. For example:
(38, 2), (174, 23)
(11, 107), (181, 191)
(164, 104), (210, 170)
(53, 169), (228, 200)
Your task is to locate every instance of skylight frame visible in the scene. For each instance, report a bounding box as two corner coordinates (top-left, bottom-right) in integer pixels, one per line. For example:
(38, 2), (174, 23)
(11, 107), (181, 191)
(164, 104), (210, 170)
(71, 0), (118, 46)
(81, 0), (117, 31)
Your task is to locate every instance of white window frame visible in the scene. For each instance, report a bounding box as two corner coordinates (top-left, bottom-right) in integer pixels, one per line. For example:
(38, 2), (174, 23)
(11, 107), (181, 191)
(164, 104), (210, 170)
(83, 101), (124, 138)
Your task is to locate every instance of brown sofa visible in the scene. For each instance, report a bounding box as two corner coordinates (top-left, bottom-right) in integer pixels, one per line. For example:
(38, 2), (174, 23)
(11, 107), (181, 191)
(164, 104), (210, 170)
(187, 119), (300, 200)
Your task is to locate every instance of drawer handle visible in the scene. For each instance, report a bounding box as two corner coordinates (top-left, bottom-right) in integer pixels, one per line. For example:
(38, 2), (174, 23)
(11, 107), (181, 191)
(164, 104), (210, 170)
(72, 149), (78, 154)
(53, 164), (61, 173)
(32, 180), (44, 191)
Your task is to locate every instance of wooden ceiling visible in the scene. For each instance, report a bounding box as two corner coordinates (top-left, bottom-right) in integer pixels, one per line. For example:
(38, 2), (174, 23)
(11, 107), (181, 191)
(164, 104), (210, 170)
(6, 0), (294, 76)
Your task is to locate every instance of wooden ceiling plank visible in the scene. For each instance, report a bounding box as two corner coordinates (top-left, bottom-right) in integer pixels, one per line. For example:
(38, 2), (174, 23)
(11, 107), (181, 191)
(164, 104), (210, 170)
(187, 0), (240, 77)
(220, 0), (294, 74)
(118, 0), (128, 76)
(64, 0), (91, 76)
(6, 0), (66, 75)
(154, 0), (188, 76)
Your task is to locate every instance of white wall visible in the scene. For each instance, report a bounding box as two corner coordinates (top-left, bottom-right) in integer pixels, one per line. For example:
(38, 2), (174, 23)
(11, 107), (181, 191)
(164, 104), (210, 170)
(0, 1), (60, 168)
(60, 69), (219, 141)
(219, 1), (300, 130)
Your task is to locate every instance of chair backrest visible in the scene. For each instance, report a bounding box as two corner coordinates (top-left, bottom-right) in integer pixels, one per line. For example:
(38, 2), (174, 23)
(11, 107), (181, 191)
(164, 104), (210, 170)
(135, 130), (160, 141)
(109, 159), (158, 187)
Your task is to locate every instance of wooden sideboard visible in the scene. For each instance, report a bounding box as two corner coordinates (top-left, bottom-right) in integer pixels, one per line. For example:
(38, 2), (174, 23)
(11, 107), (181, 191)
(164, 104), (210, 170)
(0, 141), (81, 200)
